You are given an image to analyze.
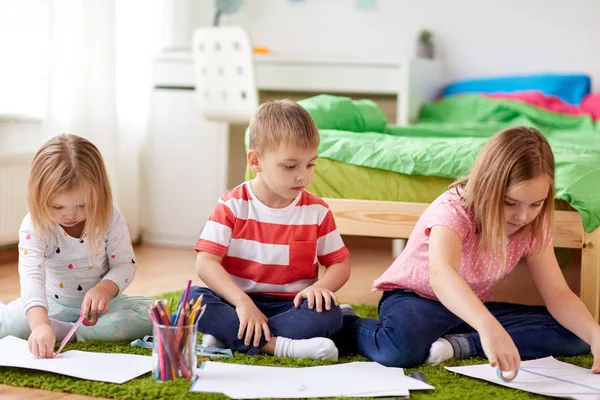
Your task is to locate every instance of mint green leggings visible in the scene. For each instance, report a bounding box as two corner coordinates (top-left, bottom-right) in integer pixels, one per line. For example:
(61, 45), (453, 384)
(0, 295), (153, 342)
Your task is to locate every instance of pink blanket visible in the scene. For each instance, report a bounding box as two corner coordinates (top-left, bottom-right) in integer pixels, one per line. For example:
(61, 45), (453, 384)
(486, 91), (600, 120)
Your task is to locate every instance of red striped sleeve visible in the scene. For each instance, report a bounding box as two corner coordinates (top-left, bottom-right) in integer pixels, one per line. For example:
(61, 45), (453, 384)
(318, 246), (350, 267)
(194, 191), (238, 255)
(208, 202), (236, 227)
(316, 209), (350, 266)
(317, 210), (338, 237)
(194, 239), (228, 256)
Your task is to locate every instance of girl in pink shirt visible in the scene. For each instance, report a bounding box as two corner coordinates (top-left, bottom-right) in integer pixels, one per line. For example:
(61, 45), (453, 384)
(337, 126), (600, 377)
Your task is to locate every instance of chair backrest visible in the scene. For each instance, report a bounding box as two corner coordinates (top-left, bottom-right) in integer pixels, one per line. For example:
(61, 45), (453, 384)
(191, 26), (258, 123)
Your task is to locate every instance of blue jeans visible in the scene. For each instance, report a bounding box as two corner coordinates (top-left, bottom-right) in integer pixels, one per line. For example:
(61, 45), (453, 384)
(335, 290), (590, 367)
(180, 286), (343, 355)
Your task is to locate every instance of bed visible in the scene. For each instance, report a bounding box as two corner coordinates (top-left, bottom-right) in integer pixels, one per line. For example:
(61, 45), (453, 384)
(245, 77), (600, 322)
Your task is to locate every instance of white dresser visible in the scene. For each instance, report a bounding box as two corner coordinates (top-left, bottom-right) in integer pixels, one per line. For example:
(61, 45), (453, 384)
(144, 50), (442, 247)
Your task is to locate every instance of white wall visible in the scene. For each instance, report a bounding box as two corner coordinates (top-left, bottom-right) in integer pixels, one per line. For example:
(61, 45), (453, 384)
(187, 0), (600, 91)
(0, 121), (43, 156)
(0, 0), (50, 119)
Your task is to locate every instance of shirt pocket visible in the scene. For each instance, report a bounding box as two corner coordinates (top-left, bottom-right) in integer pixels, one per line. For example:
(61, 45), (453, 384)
(289, 240), (317, 276)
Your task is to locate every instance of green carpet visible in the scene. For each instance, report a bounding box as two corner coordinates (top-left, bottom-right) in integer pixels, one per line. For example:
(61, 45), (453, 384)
(0, 291), (593, 399)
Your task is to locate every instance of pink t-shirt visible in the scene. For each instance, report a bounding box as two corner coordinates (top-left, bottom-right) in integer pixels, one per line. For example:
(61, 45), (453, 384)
(372, 189), (552, 301)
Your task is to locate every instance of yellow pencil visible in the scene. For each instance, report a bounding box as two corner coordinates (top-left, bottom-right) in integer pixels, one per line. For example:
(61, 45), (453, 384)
(190, 296), (202, 316)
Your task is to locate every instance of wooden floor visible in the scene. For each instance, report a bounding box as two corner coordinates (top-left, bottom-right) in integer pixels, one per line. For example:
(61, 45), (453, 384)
(0, 237), (583, 399)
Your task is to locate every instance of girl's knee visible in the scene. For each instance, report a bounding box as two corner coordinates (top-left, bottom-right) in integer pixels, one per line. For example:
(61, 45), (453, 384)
(359, 324), (428, 368)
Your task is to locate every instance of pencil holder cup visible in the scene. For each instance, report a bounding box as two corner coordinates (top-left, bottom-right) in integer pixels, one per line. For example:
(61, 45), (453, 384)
(152, 323), (198, 381)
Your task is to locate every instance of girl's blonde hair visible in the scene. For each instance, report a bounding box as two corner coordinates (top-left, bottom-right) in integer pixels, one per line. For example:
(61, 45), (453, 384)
(451, 126), (555, 274)
(27, 134), (113, 254)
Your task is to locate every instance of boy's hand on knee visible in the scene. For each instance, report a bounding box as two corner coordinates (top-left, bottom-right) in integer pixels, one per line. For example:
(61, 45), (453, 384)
(235, 299), (271, 347)
(293, 286), (339, 312)
(28, 324), (56, 359)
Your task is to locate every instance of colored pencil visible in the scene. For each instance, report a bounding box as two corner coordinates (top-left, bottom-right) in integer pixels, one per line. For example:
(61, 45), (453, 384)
(174, 280), (192, 325)
(148, 309), (166, 379)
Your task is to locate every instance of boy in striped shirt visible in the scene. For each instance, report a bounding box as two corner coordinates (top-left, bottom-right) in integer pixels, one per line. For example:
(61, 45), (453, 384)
(183, 99), (351, 360)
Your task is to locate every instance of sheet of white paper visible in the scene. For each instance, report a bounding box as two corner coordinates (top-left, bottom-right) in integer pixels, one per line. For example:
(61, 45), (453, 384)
(0, 335), (151, 384)
(446, 356), (600, 400)
(190, 361), (433, 399)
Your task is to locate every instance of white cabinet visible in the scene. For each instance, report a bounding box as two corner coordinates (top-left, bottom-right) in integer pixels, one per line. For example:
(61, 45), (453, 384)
(143, 88), (228, 247)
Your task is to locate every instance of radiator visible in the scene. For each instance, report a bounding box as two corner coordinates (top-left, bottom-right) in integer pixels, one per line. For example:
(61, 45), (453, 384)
(0, 154), (32, 246)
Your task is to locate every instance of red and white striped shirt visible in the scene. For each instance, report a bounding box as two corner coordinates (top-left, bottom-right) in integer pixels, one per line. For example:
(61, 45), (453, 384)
(195, 182), (350, 297)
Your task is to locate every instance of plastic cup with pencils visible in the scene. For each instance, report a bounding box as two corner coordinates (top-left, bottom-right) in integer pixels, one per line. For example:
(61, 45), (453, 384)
(149, 282), (206, 381)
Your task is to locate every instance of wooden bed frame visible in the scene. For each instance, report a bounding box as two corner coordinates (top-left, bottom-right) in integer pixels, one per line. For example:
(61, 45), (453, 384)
(325, 198), (600, 322)
(320, 62), (600, 322)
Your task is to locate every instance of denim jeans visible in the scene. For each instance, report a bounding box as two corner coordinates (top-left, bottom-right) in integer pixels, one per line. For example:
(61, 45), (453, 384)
(335, 290), (590, 367)
(180, 286), (343, 355)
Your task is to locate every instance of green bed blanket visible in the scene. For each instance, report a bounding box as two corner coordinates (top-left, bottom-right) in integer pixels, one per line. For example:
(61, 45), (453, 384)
(246, 94), (600, 233)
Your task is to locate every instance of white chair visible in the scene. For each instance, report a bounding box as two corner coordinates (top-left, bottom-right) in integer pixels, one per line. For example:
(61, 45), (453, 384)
(191, 26), (258, 123)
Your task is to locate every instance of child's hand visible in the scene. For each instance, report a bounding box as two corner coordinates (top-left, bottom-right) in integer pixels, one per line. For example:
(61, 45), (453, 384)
(479, 323), (520, 373)
(235, 299), (271, 347)
(293, 286), (339, 312)
(28, 324), (56, 358)
(80, 285), (112, 325)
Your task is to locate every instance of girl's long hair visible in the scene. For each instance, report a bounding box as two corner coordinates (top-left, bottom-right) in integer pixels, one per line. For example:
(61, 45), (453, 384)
(450, 126), (555, 276)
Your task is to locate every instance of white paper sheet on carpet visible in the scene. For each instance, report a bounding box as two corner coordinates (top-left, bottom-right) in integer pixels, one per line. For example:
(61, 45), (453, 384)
(0, 335), (151, 384)
(446, 356), (600, 400)
(190, 361), (433, 398)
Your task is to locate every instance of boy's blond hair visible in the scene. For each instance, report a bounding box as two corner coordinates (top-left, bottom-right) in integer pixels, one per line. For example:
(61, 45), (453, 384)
(451, 126), (555, 277)
(248, 100), (320, 152)
(27, 134), (113, 255)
